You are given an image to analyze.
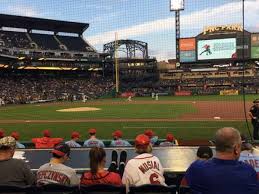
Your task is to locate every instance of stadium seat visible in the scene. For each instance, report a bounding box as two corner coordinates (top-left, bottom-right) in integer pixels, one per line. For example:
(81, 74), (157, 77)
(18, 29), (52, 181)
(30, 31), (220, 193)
(129, 184), (177, 194)
(37, 184), (78, 194)
(80, 184), (126, 194)
(179, 186), (191, 194)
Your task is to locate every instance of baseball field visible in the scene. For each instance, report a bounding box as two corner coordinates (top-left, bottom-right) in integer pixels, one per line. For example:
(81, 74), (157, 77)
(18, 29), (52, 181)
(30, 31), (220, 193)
(0, 94), (258, 142)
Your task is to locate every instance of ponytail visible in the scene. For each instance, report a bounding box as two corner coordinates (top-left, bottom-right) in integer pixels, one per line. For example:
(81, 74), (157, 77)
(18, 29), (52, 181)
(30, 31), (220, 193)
(89, 147), (106, 174)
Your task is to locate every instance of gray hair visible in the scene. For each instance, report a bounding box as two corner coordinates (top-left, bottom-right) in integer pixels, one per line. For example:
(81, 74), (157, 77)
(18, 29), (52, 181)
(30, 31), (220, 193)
(215, 127), (241, 153)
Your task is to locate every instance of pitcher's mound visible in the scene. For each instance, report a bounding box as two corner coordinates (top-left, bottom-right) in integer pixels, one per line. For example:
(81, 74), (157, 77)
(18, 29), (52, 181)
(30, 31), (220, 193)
(57, 107), (101, 112)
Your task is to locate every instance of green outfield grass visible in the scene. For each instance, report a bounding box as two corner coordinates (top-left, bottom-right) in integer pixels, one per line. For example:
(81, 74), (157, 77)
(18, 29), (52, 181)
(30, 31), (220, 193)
(0, 95), (256, 141)
(0, 103), (196, 120)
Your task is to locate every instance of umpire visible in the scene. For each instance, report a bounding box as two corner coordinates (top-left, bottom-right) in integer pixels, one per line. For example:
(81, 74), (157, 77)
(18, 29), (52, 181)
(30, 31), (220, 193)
(249, 99), (259, 140)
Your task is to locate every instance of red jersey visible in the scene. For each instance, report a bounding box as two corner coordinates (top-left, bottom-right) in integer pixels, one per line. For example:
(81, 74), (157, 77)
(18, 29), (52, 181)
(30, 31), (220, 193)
(80, 170), (122, 186)
(32, 137), (63, 148)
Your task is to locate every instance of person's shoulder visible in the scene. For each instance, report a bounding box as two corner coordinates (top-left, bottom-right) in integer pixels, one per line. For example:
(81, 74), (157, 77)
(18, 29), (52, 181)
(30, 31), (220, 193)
(188, 159), (208, 170)
(238, 160), (256, 172)
(58, 163), (76, 172)
(109, 172), (121, 178)
(10, 158), (27, 165)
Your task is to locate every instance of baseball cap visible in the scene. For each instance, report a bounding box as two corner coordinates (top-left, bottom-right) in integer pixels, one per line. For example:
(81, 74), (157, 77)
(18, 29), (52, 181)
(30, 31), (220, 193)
(43, 130), (51, 137)
(0, 136), (16, 148)
(144, 129), (154, 138)
(0, 129), (5, 138)
(166, 133), (175, 142)
(88, 128), (96, 134)
(135, 134), (150, 147)
(197, 146), (213, 159)
(52, 144), (70, 157)
(11, 131), (20, 140)
(112, 130), (122, 138)
(71, 131), (80, 139)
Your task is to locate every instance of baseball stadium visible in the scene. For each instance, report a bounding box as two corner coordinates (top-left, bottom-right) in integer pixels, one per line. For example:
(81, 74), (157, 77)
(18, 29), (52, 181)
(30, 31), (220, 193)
(0, 0), (259, 193)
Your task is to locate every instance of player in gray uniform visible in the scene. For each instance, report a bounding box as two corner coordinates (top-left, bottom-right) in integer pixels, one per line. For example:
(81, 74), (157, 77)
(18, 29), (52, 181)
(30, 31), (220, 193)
(83, 128), (105, 148)
(110, 130), (131, 147)
(65, 131), (81, 148)
(159, 133), (179, 147)
(36, 144), (79, 186)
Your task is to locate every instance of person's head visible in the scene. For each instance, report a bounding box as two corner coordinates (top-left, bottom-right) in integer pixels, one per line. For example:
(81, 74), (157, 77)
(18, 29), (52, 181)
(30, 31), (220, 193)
(144, 129), (154, 139)
(51, 144), (70, 163)
(254, 99), (259, 107)
(214, 127), (242, 160)
(0, 129), (5, 139)
(71, 131), (80, 141)
(0, 136), (16, 159)
(196, 146), (213, 160)
(89, 147), (106, 174)
(135, 134), (152, 154)
(112, 130), (122, 140)
(11, 131), (20, 141)
(43, 130), (51, 137)
(88, 128), (97, 137)
(166, 133), (175, 142)
(241, 134), (253, 152)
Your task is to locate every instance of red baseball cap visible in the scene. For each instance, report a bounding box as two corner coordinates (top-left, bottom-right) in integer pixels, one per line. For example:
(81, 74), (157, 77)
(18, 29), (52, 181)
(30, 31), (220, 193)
(88, 128), (96, 134)
(52, 144), (70, 157)
(144, 129), (154, 138)
(0, 129), (5, 138)
(112, 130), (122, 138)
(166, 133), (175, 142)
(43, 130), (51, 137)
(135, 134), (150, 147)
(71, 131), (80, 139)
(11, 131), (20, 140)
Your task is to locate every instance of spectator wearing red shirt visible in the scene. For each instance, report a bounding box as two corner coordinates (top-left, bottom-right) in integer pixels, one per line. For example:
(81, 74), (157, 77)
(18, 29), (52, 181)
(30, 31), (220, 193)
(80, 147), (122, 185)
(32, 130), (63, 149)
(0, 129), (5, 139)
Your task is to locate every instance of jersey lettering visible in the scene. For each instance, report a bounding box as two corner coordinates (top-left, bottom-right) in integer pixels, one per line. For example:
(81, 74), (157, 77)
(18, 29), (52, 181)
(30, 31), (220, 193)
(149, 173), (160, 184)
(37, 170), (70, 185)
(138, 160), (160, 174)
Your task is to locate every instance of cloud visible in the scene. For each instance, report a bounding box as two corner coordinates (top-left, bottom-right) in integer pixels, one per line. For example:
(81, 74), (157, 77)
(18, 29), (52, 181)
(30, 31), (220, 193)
(5, 5), (42, 17)
(87, 0), (259, 60)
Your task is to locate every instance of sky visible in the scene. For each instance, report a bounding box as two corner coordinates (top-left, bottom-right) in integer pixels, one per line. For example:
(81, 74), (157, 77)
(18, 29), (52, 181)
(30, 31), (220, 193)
(0, 0), (258, 61)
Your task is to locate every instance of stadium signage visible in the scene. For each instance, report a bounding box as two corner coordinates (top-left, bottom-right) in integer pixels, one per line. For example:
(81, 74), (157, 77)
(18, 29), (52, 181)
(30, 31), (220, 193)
(203, 24), (243, 35)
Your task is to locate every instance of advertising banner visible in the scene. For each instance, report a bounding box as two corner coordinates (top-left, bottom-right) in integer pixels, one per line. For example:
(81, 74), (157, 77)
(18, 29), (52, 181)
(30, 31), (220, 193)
(175, 91), (192, 96)
(180, 38), (196, 51)
(180, 50), (196, 62)
(219, 89), (239, 96)
(251, 47), (259, 59)
(198, 38), (236, 60)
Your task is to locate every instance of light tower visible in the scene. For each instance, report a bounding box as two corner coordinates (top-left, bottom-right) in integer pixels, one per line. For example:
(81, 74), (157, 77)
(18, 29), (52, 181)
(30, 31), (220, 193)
(170, 0), (185, 65)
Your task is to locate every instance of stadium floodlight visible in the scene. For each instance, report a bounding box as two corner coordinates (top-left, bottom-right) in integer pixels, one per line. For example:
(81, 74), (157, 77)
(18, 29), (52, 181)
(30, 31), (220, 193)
(170, 0), (184, 11)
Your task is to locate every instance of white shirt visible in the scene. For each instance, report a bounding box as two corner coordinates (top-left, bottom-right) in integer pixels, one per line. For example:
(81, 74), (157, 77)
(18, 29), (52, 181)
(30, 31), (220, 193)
(122, 153), (166, 190)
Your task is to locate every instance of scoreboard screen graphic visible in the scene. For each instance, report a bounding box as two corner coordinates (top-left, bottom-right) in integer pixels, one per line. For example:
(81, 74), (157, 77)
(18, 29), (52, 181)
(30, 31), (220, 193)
(198, 38), (237, 60)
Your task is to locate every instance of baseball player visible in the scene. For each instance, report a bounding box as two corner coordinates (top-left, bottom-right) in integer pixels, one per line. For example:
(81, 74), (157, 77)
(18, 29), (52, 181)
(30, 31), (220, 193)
(110, 130), (131, 147)
(122, 134), (166, 192)
(83, 128), (105, 148)
(65, 131), (81, 148)
(11, 131), (25, 148)
(159, 133), (179, 147)
(144, 129), (158, 145)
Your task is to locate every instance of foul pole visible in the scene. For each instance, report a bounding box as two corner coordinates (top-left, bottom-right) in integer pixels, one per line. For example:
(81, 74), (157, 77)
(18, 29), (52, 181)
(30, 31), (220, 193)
(114, 32), (119, 94)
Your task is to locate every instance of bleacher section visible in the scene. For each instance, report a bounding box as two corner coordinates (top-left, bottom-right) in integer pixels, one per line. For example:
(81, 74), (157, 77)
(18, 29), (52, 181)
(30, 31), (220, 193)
(0, 31), (31, 49)
(57, 35), (93, 52)
(30, 33), (60, 50)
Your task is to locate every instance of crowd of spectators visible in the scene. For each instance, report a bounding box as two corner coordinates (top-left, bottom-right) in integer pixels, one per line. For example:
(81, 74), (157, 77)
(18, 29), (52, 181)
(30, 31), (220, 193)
(0, 74), (114, 104)
(0, 127), (258, 194)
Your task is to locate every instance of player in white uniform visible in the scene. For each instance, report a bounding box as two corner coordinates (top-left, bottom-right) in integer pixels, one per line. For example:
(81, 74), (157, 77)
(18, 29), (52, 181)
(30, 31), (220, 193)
(122, 134), (166, 192)
(83, 128), (105, 148)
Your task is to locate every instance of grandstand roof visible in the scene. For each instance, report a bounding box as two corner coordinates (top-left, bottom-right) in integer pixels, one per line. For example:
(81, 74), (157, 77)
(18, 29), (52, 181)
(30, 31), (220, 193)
(0, 14), (89, 34)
